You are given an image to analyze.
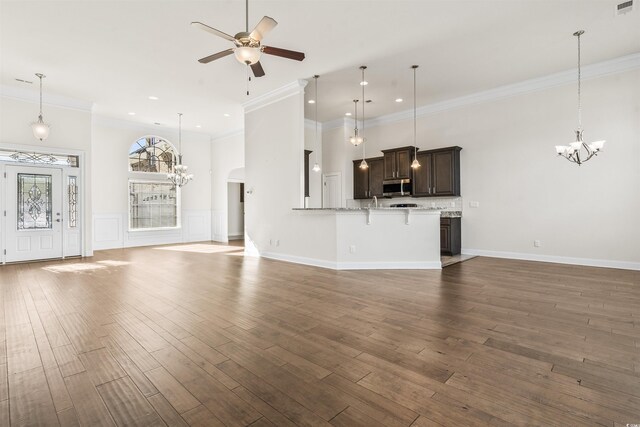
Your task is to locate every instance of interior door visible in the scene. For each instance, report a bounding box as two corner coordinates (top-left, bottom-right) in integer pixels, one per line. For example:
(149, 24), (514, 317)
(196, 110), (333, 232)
(323, 173), (341, 208)
(5, 165), (63, 262)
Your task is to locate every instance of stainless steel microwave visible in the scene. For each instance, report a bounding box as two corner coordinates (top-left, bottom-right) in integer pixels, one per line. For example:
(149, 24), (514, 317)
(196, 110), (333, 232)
(382, 179), (412, 197)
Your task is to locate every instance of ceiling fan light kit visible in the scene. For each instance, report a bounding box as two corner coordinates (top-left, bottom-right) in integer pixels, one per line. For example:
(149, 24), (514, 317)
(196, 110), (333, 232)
(191, 0), (305, 80)
(555, 30), (605, 166)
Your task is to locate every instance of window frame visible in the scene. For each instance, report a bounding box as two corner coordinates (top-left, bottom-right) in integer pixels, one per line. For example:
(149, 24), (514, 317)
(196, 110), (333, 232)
(127, 178), (181, 232)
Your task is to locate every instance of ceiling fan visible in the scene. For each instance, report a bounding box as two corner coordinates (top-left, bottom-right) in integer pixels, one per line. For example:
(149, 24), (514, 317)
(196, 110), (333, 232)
(191, 0), (305, 78)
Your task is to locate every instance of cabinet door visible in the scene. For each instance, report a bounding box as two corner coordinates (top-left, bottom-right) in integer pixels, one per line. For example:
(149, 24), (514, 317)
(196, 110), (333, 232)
(432, 150), (455, 196)
(395, 149), (412, 179)
(353, 161), (369, 199)
(412, 152), (432, 196)
(383, 152), (396, 180)
(440, 224), (451, 254)
(368, 158), (384, 197)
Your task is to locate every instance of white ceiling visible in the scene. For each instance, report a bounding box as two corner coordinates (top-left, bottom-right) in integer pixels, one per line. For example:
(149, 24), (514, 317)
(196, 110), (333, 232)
(2, 1), (639, 136)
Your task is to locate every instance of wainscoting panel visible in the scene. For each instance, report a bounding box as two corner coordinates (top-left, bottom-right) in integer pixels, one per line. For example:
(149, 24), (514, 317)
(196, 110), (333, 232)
(93, 213), (124, 250)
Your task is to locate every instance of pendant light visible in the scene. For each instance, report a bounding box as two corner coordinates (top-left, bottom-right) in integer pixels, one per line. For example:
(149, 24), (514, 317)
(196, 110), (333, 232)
(312, 75), (321, 172)
(359, 66), (368, 169)
(167, 113), (194, 188)
(349, 100), (363, 146)
(410, 65), (420, 169)
(554, 30), (605, 165)
(31, 73), (50, 141)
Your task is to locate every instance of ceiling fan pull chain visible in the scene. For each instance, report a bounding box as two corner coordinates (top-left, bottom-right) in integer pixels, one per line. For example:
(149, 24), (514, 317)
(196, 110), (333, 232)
(246, 64), (251, 96)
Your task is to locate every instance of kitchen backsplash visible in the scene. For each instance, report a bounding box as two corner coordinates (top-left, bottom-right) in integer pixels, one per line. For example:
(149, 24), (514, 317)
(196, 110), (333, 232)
(348, 196), (463, 211)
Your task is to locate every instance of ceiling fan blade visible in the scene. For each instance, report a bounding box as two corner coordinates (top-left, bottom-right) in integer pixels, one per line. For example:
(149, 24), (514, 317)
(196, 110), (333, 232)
(198, 49), (234, 64)
(191, 21), (236, 43)
(262, 46), (305, 61)
(249, 16), (278, 41)
(251, 61), (266, 78)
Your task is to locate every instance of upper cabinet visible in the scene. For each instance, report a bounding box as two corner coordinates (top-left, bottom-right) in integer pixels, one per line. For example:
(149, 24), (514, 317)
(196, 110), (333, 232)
(412, 146), (461, 197)
(353, 157), (384, 199)
(382, 147), (416, 180)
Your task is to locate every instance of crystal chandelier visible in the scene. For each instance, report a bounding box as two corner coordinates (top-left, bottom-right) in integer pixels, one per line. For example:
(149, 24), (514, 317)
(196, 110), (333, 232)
(31, 73), (50, 141)
(359, 66), (368, 169)
(312, 74), (321, 172)
(410, 65), (420, 169)
(167, 113), (194, 188)
(555, 30), (605, 165)
(348, 99), (363, 146)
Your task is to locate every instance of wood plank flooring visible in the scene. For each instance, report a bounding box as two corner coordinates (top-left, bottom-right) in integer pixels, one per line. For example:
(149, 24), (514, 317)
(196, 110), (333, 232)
(1, 243), (639, 426)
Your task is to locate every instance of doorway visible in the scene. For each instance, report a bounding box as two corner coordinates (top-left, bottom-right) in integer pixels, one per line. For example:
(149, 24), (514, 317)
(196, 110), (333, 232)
(227, 182), (244, 241)
(1, 152), (82, 264)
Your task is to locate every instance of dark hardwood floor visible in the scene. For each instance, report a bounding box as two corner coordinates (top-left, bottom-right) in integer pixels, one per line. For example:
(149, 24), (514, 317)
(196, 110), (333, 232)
(1, 242), (639, 426)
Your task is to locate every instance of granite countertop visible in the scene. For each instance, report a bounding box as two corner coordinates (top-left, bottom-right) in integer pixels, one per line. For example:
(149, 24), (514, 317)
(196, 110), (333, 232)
(293, 207), (462, 217)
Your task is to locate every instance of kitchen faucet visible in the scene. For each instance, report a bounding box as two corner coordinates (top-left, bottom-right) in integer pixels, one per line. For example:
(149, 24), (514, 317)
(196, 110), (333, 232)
(372, 195), (378, 208)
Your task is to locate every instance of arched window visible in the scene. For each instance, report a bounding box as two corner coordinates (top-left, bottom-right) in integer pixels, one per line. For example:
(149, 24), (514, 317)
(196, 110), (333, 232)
(128, 136), (176, 174)
(128, 136), (180, 230)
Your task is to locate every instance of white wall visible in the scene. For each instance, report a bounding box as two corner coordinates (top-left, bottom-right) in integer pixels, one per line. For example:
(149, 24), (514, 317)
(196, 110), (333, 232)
(0, 95), (93, 255)
(91, 118), (212, 249)
(321, 123), (352, 207)
(211, 131), (244, 242)
(227, 182), (244, 239)
(244, 81), (308, 257)
(322, 69), (640, 269)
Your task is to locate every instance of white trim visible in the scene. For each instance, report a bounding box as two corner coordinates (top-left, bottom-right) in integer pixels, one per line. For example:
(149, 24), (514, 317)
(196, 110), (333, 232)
(461, 248), (640, 271)
(260, 251), (441, 270)
(243, 80), (308, 113)
(0, 84), (94, 112)
(304, 118), (323, 131)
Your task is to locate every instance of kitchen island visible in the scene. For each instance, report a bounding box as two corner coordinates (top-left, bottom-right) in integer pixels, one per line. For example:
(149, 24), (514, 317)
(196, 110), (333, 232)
(266, 207), (452, 270)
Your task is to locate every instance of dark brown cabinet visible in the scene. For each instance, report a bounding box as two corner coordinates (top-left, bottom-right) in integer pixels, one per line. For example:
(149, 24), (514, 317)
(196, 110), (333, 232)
(382, 147), (415, 180)
(440, 217), (461, 256)
(412, 146), (461, 197)
(353, 157), (384, 199)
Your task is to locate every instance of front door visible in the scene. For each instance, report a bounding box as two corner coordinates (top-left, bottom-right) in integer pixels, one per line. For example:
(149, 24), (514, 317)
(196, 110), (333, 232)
(5, 165), (63, 262)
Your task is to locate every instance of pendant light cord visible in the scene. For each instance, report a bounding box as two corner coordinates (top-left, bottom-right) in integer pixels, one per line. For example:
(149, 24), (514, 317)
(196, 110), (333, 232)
(361, 66), (366, 159)
(178, 113), (183, 158)
(413, 66), (417, 155)
(36, 73), (45, 118)
(314, 75), (319, 164)
(576, 31), (582, 130)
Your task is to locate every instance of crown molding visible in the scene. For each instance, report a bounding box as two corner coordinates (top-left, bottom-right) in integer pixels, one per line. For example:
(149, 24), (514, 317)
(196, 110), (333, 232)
(243, 79), (308, 114)
(360, 52), (640, 130)
(304, 118), (323, 132)
(0, 84), (94, 112)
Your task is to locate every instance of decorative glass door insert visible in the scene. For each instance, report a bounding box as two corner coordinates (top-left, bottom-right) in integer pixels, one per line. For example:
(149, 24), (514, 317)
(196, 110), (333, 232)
(17, 173), (53, 230)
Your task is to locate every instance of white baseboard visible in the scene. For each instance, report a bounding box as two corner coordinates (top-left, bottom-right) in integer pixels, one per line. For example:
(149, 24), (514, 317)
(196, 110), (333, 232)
(462, 248), (640, 271)
(260, 251), (441, 270)
(228, 234), (244, 241)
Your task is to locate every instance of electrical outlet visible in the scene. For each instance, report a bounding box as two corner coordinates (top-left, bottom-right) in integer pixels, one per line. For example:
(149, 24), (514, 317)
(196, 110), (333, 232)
(534, 240), (541, 248)
(350, 245), (356, 253)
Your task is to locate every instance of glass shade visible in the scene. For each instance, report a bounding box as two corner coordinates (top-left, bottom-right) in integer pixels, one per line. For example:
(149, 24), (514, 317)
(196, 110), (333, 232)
(569, 141), (582, 151)
(359, 159), (368, 169)
(590, 140), (605, 151)
(234, 47), (261, 65)
(411, 158), (420, 169)
(312, 162), (321, 172)
(349, 135), (363, 146)
(555, 145), (567, 154)
(31, 117), (50, 141)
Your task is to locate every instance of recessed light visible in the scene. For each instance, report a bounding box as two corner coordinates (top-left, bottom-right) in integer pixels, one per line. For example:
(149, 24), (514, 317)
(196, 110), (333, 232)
(345, 112), (352, 116)
(195, 125), (202, 128)
(395, 98), (403, 103)
(154, 122), (161, 125)
(148, 96), (159, 100)
(223, 113), (231, 117)
(360, 81), (368, 86)
(308, 100), (315, 104)
(128, 112), (136, 116)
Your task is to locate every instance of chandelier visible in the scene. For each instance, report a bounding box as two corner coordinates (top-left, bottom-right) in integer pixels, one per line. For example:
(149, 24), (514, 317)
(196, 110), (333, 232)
(167, 113), (194, 188)
(31, 73), (50, 141)
(554, 30), (605, 165)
